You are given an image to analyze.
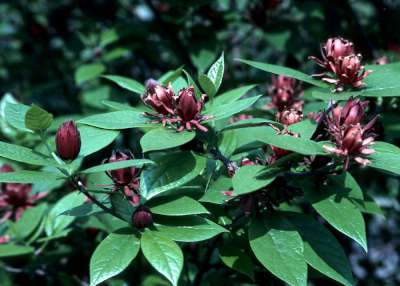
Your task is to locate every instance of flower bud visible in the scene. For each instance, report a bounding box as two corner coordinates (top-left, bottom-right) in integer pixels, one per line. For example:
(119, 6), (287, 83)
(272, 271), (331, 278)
(276, 108), (303, 126)
(132, 206), (153, 229)
(342, 125), (363, 153)
(0, 164), (14, 173)
(106, 151), (138, 186)
(175, 87), (203, 122)
(332, 54), (371, 89)
(143, 80), (175, 115)
(56, 121), (81, 160)
(324, 37), (354, 60)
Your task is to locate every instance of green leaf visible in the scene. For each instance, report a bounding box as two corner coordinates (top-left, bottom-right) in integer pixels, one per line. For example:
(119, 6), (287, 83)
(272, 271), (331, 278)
(233, 165), (279, 196)
(142, 152), (206, 199)
(211, 84), (257, 106)
(307, 174), (367, 252)
(183, 70), (202, 99)
(141, 229), (183, 286)
(312, 62), (400, 99)
(222, 118), (280, 132)
(45, 192), (87, 236)
(249, 213), (307, 286)
(288, 119), (317, 139)
(99, 28), (118, 47)
(0, 142), (56, 166)
(61, 203), (103, 217)
(237, 59), (328, 88)
(255, 126), (327, 155)
(198, 74), (217, 98)
(204, 95), (262, 121)
(102, 75), (145, 95)
(4, 102), (32, 132)
(90, 229), (140, 286)
(288, 214), (354, 286)
(368, 141), (400, 175)
(0, 244), (34, 258)
(200, 176), (232, 205)
(148, 196), (209, 216)
(75, 63), (106, 85)
(78, 111), (149, 129)
(78, 125), (120, 156)
(155, 216), (227, 242)
(110, 193), (135, 223)
(0, 170), (63, 183)
(102, 100), (140, 111)
(25, 105), (53, 132)
(81, 159), (154, 174)
(10, 204), (47, 240)
(207, 52), (224, 92)
(140, 128), (196, 153)
(158, 66), (183, 85)
(219, 242), (254, 280)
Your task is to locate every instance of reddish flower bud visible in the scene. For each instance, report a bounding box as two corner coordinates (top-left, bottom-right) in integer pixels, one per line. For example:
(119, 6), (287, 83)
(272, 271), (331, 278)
(142, 80), (175, 115)
(0, 235), (10, 244)
(276, 108), (303, 126)
(176, 87), (202, 121)
(105, 151), (139, 188)
(132, 206), (153, 229)
(0, 164), (13, 173)
(268, 75), (302, 111)
(56, 121), (81, 161)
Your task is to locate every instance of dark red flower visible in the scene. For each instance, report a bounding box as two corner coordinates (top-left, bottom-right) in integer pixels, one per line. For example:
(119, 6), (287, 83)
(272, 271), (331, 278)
(309, 37), (354, 72)
(142, 79), (175, 116)
(132, 206), (153, 229)
(267, 75), (303, 111)
(175, 87), (209, 132)
(0, 165), (46, 222)
(276, 108), (303, 126)
(327, 97), (368, 130)
(105, 151), (140, 190)
(322, 54), (372, 91)
(56, 121), (81, 160)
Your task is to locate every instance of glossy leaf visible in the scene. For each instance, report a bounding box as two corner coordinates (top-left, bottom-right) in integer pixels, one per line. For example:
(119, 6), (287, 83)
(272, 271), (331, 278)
(200, 176), (232, 205)
(4, 102), (32, 132)
(0, 244), (34, 258)
(75, 63), (105, 85)
(198, 74), (217, 98)
(148, 196), (209, 216)
(10, 204), (47, 240)
(78, 125), (120, 156)
(90, 230), (140, 286)
(207, 52), (224, 91)
(0, 170), (63, 183)
(368, 141), (400, 175)
(81, 159), (154, 174)
(219, 243), (254, 280)
(233, 165), (279, 196)
(222, 118), (280, 132)
(0, 142), (56, 166)
(237, 59), (328, 88)
(249, 213), (307, 286)
(155, 216), (227, 242)
(102, 75), (145, 95)
(77, 111), (149, 129)
(289, 214), (354, 286)
(141, 229), (183, 286)
(211, 84), (257, 106)
(140, 128), (196, 153)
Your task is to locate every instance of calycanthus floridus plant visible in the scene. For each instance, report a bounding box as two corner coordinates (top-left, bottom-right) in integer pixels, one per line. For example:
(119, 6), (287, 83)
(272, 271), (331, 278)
(0, 38), (400, 286)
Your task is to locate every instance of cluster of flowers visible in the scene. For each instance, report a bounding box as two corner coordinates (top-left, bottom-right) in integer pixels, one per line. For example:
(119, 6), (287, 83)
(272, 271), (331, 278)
(323, 97), (377, 170)
(55, 121), (153, 228)
(142, 79), (210, 132)
(309, 37), (372, 91)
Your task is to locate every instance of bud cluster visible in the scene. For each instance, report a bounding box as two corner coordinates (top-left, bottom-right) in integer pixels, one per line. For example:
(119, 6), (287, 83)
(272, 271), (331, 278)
(142, 80), (210, 132)
(0, 165), (46, 221)
(323, 97), (378, 170)
(267, 75), (303, 111)
(309, 37), (371, 91)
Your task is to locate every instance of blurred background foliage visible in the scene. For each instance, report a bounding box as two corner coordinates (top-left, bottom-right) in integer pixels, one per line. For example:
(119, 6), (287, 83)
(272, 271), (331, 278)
(0, 0), (400, 285)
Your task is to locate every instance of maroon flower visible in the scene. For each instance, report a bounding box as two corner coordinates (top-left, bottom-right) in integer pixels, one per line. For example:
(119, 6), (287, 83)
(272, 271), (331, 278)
(132, 206), (153, 229)
(267, 75), (303, 111)
(309, 37), (354, 72)
(276, 108), (303, 126)
(142, 79), (175, 117)
(322, 54), (372, 91)
(0, 165), (46, 222)
(175, 87), (209, 132)
(56, 121), (81, 160)
(0, 235), (10, 244)
(324, 98), (378, 169)
(105, 151), (140, 190)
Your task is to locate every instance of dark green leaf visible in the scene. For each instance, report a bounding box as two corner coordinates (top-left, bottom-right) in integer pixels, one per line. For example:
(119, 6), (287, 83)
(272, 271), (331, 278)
(249, 213), (307, 286)
(0, 170), (63, 183)
(198, 74), (217, 98)
(200, 176), (232, 205)
(110, 193), (135, 223)
(4, 102), (32, 132)
(90, 230), (140, 286)
(75, 64), (105, 85)
(155, 216), (227, 242)
(219, 242), (254, 280)
(207, 52), (224, 92)
(77, 111), (149, 129)
(237, 59), (328, 88)
(61, 203), (103, 217)
(102, 75), (145, 95)
(210, 84), (257, 106)
(233, 165), (279, 196)
(79, 125), (120, 156)
(141, 229), (183, 286)
(25, 105), (53, 132)
(0, 142), (56, 166)
(81, 159), (154, 174)
(222, 118), (280, 132)
(148, 196), (209, 216)
(368, 141), (400, 175)
(0, 244), (34, 258)
(140, 128), (196, 153)
(10, 204), (47, 240)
